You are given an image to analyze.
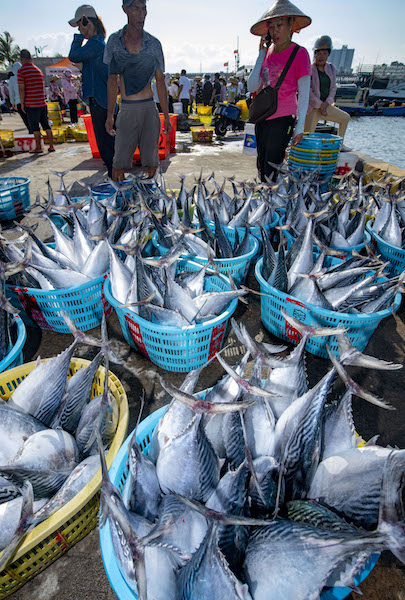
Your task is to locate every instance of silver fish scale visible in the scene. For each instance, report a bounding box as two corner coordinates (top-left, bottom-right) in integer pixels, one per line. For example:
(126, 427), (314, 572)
(223, 411), (245, 471)
(287, 501), (355, 532)
(197, 420), (221, 502)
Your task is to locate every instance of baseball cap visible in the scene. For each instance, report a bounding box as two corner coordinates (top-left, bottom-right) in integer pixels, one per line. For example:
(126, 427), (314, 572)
(68, 5), (97, 27)
(123, 0), (146, 6)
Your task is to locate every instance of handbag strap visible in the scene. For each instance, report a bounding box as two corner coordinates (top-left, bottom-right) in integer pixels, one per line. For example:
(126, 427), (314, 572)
(273, 44), (301, 91)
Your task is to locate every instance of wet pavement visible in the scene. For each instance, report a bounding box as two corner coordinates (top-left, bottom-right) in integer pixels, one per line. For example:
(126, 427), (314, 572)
(1, 113), (405, 599)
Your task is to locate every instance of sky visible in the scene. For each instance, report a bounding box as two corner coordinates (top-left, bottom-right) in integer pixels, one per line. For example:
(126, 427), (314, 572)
(2, 0), (405, 73)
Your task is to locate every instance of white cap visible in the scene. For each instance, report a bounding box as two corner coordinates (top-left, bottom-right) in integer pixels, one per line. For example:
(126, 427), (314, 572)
(68, 5), (97, 27)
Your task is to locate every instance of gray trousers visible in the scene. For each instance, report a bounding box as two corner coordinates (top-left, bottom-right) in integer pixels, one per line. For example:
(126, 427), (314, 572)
(113, 98), (160, 169)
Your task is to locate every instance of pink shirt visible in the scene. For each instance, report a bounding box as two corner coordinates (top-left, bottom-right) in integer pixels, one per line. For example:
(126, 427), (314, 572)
(260, 43), (311, 120)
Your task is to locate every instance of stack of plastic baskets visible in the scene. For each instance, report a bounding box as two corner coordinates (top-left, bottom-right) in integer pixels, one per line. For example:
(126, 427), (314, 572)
(99, 404), (380, 600)
(255, 257), (402, 359)
(0, 177), (31, 221)
(0, 357), (128, 598)
(0, 315), (26, 374)
(151, 230), (259, 285)
(288, 133), (342, 191)
(104, 261), (238, 372)
(366, 221), (405, 275)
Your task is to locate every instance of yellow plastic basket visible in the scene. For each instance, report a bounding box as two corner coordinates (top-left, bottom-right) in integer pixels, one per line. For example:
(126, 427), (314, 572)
(198, 115), (213, 126)
(0, 131), (15, 149)
(196, 105), (212, 116)
(0, 357), (129, 599)
(47, 102), (60, 111)
(41, 127), (66, 144)
(190, 126), (214, 142)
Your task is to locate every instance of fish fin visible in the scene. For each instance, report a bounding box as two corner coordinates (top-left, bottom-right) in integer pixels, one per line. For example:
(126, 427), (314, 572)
(281, 310), (348, 338)
(363, 434), (380, 447)
(215, 353), (275, 398)
(327, 347), (395, 410)
(337, 333), (402, 370)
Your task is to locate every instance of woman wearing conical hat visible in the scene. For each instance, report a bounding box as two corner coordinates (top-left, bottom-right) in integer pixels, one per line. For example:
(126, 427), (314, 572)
(247, 0), (311, 182)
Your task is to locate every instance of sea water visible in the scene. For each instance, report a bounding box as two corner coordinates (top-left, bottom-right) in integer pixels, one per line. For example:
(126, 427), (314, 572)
(344, 116), (405, 170)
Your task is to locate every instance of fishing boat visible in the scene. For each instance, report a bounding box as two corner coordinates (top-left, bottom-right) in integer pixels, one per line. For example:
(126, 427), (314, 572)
(335, 84), (405, 116)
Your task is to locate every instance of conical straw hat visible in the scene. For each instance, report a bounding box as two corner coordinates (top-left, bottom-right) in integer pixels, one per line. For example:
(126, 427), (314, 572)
(250, 0), (311, 36)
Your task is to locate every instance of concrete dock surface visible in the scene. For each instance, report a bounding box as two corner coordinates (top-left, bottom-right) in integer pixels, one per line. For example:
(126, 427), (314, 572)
(1, 113), (404, 599)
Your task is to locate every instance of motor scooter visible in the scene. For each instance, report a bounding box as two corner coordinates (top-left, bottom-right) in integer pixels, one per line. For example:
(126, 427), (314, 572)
(212, 102), (245, 138)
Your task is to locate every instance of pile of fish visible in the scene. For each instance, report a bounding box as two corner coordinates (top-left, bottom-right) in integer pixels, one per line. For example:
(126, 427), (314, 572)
(260, 214), (403, 313)
(108, 249), (247, 326)
(99, 316), (405, 599)
(0, 316), (120, 571)
(368, 197), (405, 249)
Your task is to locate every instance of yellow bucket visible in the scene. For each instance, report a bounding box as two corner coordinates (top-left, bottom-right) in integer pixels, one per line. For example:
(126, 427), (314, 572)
(236, 99), (249, 121)
(196, 105), (212, 116)
(191, 126), (214, 142)
(0, 357), (129, 599)
(199, 115), (213, 126)
(47, 102), (60, 111)
(0, 130), (15, 149)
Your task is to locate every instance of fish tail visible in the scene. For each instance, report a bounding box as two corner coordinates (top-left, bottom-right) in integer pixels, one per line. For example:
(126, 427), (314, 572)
(281, 310), (348, 339)
(378, 451), (405, 565)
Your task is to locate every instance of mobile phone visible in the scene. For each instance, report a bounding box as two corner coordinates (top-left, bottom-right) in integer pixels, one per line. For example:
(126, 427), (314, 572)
(265, 31), (272, 46)
(81, 16), (89, 26)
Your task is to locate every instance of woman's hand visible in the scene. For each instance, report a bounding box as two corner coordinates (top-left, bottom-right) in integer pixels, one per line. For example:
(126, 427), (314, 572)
(320, 101), (329, 116)
(259, 36), (267, 51)
(292, 132), (304, 146)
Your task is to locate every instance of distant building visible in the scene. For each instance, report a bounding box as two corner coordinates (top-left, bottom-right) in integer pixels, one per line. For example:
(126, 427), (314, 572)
(329, 45), (354, 74)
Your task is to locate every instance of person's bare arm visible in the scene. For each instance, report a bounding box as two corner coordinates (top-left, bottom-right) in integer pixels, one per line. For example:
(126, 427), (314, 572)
(156, 70), (171, 134)
(105, 74), (118, 136)
(18, 81), (25, 112)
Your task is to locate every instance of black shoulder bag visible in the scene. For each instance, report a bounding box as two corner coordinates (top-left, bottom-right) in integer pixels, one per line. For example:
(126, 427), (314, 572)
(248, 44), (300, 124)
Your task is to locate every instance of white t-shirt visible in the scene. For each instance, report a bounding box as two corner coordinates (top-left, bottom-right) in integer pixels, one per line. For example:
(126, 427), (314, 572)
(169, 83), (178, 98)
(179, 75), (191, 100)
(237, 81), (244, 94)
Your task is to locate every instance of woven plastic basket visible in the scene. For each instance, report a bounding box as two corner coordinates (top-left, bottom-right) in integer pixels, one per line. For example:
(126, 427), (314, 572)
(6, 272), (111, 333)
(366, 221), (405, 275)
(0, 177), (30, 221)
(152, 231), (259, 285)
(255, 257), (402, 358)
(104, 263), (238, 372)
(99, 405), (379, 600)
(0, 357), (128, 599)
(0, 315), (26, 374)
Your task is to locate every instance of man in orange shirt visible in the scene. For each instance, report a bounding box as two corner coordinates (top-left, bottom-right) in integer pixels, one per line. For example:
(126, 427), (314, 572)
(17, 49), (55, 153)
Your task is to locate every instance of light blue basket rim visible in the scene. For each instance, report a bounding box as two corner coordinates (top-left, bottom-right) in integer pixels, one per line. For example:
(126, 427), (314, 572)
(7, 270), (108, 299)
(151, 231), (259, 265)
(104, 270), (238, 335)
(0, 315), (26, 372)
(255, 257), (402, 322)
(366, 221), (405, 256)
(100, 404), (379, 600)
(204, 211), (280, 234)
(0, 177), (31, 192)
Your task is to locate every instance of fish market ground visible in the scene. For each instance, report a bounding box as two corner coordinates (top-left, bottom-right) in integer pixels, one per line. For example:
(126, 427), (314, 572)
(1, 113), (405, 600)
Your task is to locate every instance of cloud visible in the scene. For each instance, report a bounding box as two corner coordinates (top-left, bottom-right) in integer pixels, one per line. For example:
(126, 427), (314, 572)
(26, 32), (72, 57)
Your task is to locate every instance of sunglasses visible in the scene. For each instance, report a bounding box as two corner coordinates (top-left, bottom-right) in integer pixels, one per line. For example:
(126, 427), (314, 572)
(80, 16), (89, 26)
(315, 49), (330, 54)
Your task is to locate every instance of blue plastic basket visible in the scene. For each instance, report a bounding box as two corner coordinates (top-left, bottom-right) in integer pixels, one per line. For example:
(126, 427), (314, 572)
(255, 257), (402, 358)
(296, 132), (343, 151)
(366, 221), (405, 275)
(6, 272), (111, 333)
(152, 230), (259, 285)
(99, 405), (379, 600)
(104, 262), (238, 372)
(0, 315), (26, 373)
(0, 177), (30, 221)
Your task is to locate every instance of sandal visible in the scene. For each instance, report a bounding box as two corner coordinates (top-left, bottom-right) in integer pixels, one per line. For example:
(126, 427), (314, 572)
(29, 149), (43, 154)
(48, 147), (56, 153)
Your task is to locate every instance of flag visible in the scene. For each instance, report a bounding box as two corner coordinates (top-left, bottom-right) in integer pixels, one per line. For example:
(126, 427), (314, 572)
(234, 50), (238, 54)
(224, 62), (229, 67)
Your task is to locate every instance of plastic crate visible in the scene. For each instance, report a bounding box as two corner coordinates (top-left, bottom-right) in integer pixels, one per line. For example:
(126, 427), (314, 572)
(255, 257), (402, 358)
(71, 127), (88, 142)
(6, 271), (112, 333)
(99, 405), (379, 600)
(0, 315), (26, 374)
(104, 264), (238, 372)
(0, 357), (128, 599)
(41, 127), (65, 144)
(152, 230), (259, 285)
(366, 221), (405, 275)
(0, 177), (30, 221)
